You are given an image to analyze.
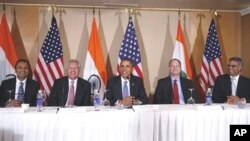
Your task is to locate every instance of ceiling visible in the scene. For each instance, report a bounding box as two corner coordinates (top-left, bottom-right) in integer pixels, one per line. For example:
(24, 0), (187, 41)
(2, 0), (250, 11)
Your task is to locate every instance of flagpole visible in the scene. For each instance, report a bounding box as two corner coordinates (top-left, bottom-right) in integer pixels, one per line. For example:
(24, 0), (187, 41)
(0, 3), (239, 13)
(178, 9), (181, 19)
(2, 3), (5, 11)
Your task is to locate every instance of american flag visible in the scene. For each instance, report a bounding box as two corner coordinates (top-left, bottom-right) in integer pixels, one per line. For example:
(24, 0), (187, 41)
(199, 19), (223, 95)
(33, 16), (64, 94)
(117, 16), (143, 77)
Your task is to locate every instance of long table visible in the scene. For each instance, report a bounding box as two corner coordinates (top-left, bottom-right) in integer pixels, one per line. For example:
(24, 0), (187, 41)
(0, 104), (249, 141)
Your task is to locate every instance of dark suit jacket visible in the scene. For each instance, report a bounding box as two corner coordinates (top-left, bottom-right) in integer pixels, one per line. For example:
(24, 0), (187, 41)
(0, 78), (39, 107)
(48, 77), (91, 106)
(212, 74), (250, 103)
(106, 75), (148, 106)
(153, 76), (198, 104)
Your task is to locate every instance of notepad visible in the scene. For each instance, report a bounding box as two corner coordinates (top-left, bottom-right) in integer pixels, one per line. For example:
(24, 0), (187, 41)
(0, 108), (25, 113)
(197, 105), (223, 111)
(57, 107), (87, 113)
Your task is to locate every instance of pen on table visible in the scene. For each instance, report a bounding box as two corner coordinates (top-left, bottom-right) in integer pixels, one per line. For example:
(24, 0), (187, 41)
(131, 106), (135, 112)
(56, 107), (60, 114)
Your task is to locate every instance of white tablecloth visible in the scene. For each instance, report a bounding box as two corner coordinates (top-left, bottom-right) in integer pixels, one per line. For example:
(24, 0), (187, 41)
(0, 104), (249, 141)
(152, 104), (250, 141)
(0, 107), (139, 141)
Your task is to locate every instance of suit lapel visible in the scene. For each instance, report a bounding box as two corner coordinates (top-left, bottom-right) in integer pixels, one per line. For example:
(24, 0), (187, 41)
(236, 76), (242, 96)
(225, 75), (232, 96)
(9, 78), (16, 99)
(165, 77), (173, 100)
(180, 77), (188, 102)
(180, 78), (185, 100)
(10, 78), (16, 92)
(130, 76), (136, 97)
(75, 78), (83, 105)
(63, 78), (69, 105)
(24, 78), (30, 101)
(115, 76), (122, 99)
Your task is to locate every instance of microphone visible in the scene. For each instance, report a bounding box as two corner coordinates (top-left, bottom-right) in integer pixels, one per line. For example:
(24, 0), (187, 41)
(129, 79), (135, 112)
(56, 107), (60, 114)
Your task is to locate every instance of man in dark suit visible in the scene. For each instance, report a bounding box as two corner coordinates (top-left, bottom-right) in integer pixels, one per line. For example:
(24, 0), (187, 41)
(213, 57), (250, 104)
(0, 59), (39, 107)
(153, 58), (198, 104)
(106, 59), (148, 106)
(48, 59), (91, 106)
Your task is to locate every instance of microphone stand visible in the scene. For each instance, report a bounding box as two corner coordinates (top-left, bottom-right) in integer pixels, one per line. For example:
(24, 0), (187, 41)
(129, 79), (135, 112)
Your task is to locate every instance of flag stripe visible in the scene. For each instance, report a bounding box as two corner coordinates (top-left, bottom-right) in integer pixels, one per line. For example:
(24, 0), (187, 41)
(0, 14), (18, 67)
(0, 14), (18, 82)
(57, 58), (64, 76)
(33, 16), (64, 94)
(83, 17), (107, 101)
(199, 19), (223, 96)
(48, 63), (56, 80)
(37, 58), (52, 89)
(134, 64), (143, 77)
(172, 20), (192, 79)
(87, 19), (107, 84)
(39, 56), (54, 85)
(117, 16), (143, 78)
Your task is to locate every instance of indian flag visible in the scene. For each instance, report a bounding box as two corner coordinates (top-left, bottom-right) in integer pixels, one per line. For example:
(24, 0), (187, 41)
(83, 17), (107, 101)
(172, 20), (193, 79)
(0, 14), (18, 83)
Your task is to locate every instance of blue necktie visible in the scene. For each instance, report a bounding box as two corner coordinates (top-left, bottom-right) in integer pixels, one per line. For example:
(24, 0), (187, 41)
(17, 82), (24, 102)
(122, 81), (129, 98)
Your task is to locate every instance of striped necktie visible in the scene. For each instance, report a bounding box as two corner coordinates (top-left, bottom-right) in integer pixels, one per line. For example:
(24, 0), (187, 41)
(17, 82), (24, 102)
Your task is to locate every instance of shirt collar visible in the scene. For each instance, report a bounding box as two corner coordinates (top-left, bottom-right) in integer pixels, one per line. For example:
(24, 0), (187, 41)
(68, 78), (78, 83)
(121, 76), (130, 82)
(171, 76), (180, 82)
(16, 78), (27, 84)
(230, 75), (240, 81)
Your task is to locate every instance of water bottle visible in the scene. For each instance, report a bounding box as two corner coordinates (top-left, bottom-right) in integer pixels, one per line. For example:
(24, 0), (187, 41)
(37, 90), (43, 112)
(205, 88), (212, 105)
(93, 90), (100, 111)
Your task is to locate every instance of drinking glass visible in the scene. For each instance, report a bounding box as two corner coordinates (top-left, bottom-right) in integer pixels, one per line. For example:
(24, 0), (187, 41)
(102, 89), (110, 107)
(6, 89), (14, 101)
(39, 90), (48, 106)
(237, 98), (246, 109)
(187, 88), (195, 104)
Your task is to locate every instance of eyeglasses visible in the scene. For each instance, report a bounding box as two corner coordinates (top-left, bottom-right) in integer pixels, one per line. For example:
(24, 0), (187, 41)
(227, 64), (238, 68)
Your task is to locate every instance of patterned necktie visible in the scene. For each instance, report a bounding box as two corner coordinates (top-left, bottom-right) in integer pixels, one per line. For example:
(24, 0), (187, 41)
(122, 80), (129, 98)
(17, 82), (24, 102)
(173, 79), (180, 104)
(231, 77), (236, 96)
(67, 80), (75, 106)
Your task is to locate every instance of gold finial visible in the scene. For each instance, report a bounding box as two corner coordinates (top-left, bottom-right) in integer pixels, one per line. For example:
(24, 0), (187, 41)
(48, 4), (58, 15)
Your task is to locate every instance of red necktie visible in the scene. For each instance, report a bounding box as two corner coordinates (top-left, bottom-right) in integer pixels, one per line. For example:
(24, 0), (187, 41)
(173, 79), (180, 104)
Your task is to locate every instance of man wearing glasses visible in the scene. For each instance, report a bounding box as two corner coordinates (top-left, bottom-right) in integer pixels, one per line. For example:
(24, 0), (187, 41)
(212, 57), (250, 104)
